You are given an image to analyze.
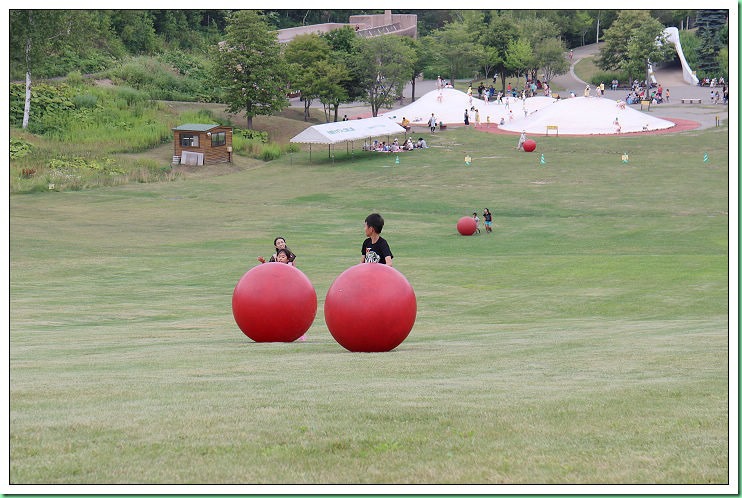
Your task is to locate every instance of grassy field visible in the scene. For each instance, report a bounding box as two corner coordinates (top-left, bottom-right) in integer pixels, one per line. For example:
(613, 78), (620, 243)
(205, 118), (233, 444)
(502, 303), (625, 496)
(9, 120), (730, 486)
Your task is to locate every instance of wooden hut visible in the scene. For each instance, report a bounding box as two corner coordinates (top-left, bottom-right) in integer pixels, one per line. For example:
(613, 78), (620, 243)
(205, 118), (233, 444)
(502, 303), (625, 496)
(172, 124), (233, 165)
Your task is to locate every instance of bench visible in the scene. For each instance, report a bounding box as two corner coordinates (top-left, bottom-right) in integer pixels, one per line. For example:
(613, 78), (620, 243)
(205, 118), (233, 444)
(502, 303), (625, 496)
(681, 98), (702, 104)
(546, 125), (559, 136)
(640, 100), (651, 110)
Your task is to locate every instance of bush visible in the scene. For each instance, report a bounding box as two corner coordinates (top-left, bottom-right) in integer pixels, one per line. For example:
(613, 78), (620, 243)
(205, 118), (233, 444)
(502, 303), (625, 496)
(10, 138), (33, 159)
(105, 56), (205, 102)
(73, 94), (99, 109)
(259, 144), (282, 161)
(9, 82), (75, 127)
(589, 71), (627, 87)
(114, 86), (150, 106)
(66, 71), (86, 87)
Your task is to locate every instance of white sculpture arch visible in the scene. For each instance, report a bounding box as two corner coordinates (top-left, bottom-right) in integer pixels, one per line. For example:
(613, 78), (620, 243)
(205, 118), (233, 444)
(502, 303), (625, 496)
(650, 27), (699, 85)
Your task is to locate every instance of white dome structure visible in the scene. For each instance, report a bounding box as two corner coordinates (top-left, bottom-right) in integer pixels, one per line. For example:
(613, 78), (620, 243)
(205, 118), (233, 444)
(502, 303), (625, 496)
(498, 96), (675, 135)
(383, 90), (675, 135)
(381, 88), (555, 127)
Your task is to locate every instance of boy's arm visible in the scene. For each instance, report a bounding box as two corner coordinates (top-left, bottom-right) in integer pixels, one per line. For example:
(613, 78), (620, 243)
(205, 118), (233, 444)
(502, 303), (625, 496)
(384, 256), (393, 267)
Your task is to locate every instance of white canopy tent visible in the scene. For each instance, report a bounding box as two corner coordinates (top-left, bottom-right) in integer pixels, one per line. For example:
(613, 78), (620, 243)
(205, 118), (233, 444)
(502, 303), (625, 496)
(290, 116), (407, 160)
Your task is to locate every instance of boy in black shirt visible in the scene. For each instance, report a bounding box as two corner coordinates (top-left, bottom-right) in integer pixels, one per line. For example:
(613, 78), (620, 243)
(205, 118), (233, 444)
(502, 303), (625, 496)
(361, 213), (393, 266)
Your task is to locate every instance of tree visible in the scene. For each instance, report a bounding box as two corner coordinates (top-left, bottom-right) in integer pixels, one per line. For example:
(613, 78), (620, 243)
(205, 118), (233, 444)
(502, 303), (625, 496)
(431, 20), (481, 81)
(398, 36), (425, 102)
(284, 34), (331, 121)
(481, 12), (520, 91)
(533, 37), (569, 83)
(351, 36), (414, 117)
(212, 10), (289, 129)
(517, 16), (560, 49)
(596, 10), (674, 84)
(695, 9), (728, 77)
(314, 60), (351, 122)
(9, 10), (93, 129)
(503, 38), (534, 87)
(321, 26), (366, 113)
(573, 11), (594, 47)
(478, 46), (503, 81)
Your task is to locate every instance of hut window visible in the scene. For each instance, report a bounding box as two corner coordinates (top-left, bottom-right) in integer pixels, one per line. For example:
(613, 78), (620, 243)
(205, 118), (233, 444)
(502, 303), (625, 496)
(211, 131), (226, 147)
(181, 134), (199, 147)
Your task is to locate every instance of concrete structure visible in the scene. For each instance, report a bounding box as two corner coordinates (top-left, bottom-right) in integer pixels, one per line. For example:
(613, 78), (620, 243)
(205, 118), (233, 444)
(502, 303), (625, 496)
(276, 23), (349, 44)
(276, 10), (416, 44)
(654, 27), (700, 85)
(350, 11), (417, 39)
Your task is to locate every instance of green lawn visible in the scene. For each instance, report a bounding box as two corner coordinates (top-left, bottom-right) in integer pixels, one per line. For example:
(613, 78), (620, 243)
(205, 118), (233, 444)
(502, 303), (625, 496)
(9, 123), (730, 485)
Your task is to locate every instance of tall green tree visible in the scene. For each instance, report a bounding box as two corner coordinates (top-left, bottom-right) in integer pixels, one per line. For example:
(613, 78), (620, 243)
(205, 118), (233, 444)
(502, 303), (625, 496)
(109, 10), (159, 54)
(478, 46), (503, 81)
(596, 10), (674, 84)
(321, 26), (366, 110)
(212, 10), (289, 129)
(430, 20), (481, 81)
(398, 36), (425, 102)
(572, 10), (595, 46)
(481, 11), (520, 91)
(9, 10), (94, 129)
(314, 60), (351, 122)
(503, 38), (534, 87)
(533, 37), (569, 83)
(695, 9), (728, 77)
(284, 34), (331, 121)
(351, 36), (414, 117)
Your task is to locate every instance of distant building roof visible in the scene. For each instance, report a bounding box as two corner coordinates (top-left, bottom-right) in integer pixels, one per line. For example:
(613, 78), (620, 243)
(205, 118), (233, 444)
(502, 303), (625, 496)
(172, 124), (221, 132)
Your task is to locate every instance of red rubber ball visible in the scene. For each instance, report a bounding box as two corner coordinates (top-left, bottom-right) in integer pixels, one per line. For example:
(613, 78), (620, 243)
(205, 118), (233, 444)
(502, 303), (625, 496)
(523, 139), (537, 152)
(232, 263), (317, 342)
(457, 216), (477, 236)
(324, 263), (416, 352)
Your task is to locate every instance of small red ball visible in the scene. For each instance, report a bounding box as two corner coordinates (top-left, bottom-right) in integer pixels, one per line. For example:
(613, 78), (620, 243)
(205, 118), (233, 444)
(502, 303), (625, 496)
(523, 139), (537, 152)
(324, 264), (416, 352)
(232, 263), (317, 342)
(457, 216), (477, 236)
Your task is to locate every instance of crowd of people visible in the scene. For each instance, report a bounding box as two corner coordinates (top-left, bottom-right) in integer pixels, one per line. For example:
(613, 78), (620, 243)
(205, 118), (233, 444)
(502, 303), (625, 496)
(363, 136), (428, 152)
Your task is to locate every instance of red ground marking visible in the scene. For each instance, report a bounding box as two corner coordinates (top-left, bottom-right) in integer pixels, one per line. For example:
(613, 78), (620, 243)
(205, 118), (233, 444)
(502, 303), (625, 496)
(455, 118), (701, 136)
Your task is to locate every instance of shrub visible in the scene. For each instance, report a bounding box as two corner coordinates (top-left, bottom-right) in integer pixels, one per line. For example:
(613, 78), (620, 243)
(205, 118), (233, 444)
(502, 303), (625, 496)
(589, 71), (627, 87)
(114, 86), (150, 106)
(9, 82), (75, 127)
(259, 144), (282, 161)
(178, 109), (215, 124)
(66, 71), (86, 87)
(73, 94), (99, 109)
(10, 138), (33, 159)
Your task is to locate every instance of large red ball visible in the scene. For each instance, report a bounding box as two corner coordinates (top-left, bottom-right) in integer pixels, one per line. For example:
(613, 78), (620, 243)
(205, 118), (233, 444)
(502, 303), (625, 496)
(232, 263), (317, 342)
(324, 264), (416, 352)
(457, 216), (477, 236)
(523, 139), (537, 152)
